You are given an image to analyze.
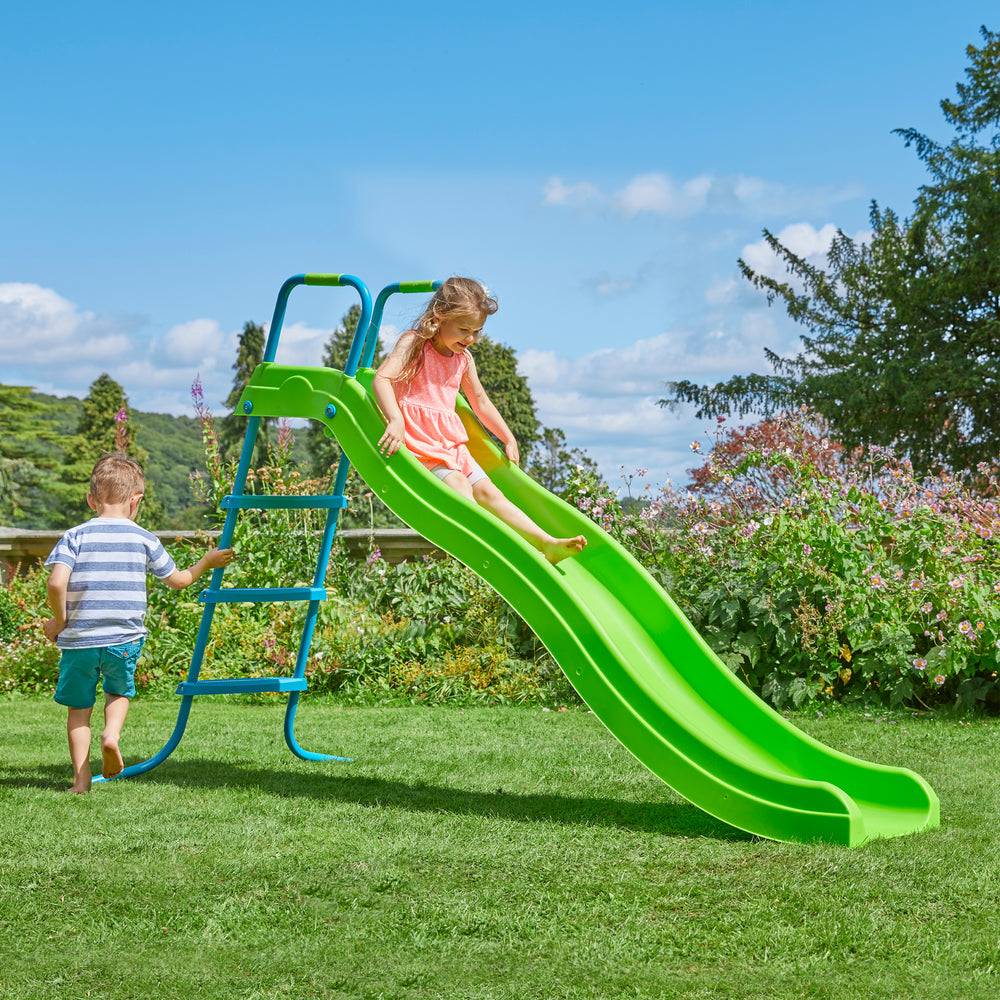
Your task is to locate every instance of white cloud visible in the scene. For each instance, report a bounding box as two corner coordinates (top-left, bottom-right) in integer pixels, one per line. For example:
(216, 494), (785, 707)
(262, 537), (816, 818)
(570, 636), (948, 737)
(544, 173), (863, 221)
(0, 283), (134, 363)
(613, 172), (713, 217)
(156, 318), (230, 366)
(543, 177), (601, 207)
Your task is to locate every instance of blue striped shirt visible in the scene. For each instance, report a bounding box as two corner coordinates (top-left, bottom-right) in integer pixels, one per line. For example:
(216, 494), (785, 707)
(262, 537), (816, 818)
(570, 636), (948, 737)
(45, 517), (177, 649)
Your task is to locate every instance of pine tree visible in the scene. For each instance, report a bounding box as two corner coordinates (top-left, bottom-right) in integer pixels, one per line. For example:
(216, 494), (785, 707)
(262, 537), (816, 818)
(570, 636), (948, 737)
(61, 374), (165, 526)
(307, 306), (373, 476)
(218, 321), (274, 463)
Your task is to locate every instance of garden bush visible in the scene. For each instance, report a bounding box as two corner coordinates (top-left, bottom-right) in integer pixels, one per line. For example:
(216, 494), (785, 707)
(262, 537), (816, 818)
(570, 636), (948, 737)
(568, 409), (1000, 712)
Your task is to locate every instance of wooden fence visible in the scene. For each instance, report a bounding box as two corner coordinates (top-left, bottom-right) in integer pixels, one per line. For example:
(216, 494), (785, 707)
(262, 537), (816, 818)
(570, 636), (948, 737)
(0, 527), (443, 583)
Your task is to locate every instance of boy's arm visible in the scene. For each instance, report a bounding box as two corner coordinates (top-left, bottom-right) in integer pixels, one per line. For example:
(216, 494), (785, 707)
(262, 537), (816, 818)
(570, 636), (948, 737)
(163, 547), (234, 590)
(461, 355), (520, 465)
(44, 563), (71, 642)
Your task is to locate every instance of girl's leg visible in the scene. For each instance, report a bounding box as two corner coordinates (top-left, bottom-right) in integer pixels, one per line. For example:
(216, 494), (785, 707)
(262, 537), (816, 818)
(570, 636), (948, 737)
(100, 694), (130, 779)
(67, 707), (94, 793)
(438, 472), (586, 564)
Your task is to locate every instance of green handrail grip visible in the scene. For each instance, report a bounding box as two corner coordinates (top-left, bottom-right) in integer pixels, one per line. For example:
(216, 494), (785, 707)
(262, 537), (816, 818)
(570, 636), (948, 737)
(396, 280), (440, 294)
(303, 273), (344, 286)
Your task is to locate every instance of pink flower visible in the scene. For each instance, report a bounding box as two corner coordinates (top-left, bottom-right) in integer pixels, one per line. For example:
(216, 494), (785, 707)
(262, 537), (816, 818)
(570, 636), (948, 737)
(934, 675), (946, 686)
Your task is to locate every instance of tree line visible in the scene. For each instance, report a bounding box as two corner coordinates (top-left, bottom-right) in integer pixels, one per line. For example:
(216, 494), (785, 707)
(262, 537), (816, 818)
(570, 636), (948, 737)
(1, 313), (596, 530)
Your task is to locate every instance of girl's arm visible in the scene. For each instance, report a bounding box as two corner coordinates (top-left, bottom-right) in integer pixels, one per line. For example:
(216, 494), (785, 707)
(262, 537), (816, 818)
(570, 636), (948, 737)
(461, 354), (521, 466)
(372, 333), (417, 455)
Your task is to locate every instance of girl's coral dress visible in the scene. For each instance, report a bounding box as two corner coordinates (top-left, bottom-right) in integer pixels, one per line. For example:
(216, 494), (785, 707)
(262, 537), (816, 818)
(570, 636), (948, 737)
(393, 339), (479, 478)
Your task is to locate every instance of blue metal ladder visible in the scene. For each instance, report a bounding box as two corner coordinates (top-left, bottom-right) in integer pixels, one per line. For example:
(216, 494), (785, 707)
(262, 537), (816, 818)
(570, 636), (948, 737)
(97, 273), (378, 781)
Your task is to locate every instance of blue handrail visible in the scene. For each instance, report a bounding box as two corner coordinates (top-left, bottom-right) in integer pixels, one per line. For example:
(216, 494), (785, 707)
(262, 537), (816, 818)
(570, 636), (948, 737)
(263, 273), (374, 371)
(359, 280), (444, 369)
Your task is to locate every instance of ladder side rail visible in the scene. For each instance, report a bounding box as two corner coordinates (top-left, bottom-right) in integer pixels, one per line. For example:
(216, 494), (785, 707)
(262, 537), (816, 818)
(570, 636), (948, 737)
(361, 280), (444, 370)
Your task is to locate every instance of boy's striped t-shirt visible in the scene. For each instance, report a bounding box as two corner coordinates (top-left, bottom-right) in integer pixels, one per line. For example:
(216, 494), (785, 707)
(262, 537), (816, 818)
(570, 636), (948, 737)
(44, 517), (177, 648)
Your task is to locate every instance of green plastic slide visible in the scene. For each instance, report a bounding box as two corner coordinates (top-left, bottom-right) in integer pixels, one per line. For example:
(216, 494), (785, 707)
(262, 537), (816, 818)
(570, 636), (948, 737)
(239, 363), (939, 846)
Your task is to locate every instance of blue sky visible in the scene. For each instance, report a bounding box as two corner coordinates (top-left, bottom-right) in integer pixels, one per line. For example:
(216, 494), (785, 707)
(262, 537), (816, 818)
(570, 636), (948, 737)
(0, 1), (990, 489)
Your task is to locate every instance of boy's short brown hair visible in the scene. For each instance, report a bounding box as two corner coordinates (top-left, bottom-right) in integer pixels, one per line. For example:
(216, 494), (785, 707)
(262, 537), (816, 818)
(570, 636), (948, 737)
(89, 453), (145, 505)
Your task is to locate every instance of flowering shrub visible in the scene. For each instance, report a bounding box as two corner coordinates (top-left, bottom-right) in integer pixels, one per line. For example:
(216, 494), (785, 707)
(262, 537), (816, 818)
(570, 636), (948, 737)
(0, 570), (61, 696)
(569, 410), (1000, 711)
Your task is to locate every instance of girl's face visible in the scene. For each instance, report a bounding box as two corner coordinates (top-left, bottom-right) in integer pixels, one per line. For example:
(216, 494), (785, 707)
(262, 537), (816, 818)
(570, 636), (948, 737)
(432, 312), (484, 355)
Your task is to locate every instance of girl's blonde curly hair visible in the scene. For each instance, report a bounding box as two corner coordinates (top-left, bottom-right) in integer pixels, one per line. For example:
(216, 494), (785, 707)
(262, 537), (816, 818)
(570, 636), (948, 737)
(394, 277), (498, 385)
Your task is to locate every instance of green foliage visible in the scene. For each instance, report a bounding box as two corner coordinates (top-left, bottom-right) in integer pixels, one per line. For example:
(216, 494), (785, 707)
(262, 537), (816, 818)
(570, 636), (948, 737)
(0, 385), (208, 529)
(56, 373), (168, 527)
(567, 409), (1000, 712)
(135, 410), (211, 527)
(664, 27), (1000, 475)
(0, 386), (64, 525)
(527, 426), (599, 497)
(468, 334), (540, 452)
(218, 321), (275, 463)
(0, 569), (61, 696)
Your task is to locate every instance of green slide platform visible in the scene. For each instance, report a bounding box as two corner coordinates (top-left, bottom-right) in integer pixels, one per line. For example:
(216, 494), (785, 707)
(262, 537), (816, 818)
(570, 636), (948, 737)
(239, 363), (939, 846)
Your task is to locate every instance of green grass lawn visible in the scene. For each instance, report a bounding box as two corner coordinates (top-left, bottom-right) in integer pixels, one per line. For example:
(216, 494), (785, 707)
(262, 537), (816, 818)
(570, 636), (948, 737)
(2, 698), (998, 999)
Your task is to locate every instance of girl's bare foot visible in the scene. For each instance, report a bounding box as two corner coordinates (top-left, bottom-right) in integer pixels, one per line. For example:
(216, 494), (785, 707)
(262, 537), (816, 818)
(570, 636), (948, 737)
(542, 535), (587, 565)
(101, 739), (124, 779)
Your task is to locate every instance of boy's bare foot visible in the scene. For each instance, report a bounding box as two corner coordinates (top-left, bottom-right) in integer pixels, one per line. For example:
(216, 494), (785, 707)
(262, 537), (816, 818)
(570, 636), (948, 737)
(542, 535), (587, 565)
(68, 778), (92, 794)
(101, 739), (124, 780)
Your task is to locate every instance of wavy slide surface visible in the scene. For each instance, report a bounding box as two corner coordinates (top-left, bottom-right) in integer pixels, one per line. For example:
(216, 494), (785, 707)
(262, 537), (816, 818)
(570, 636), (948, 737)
(239, 363), (939, 845)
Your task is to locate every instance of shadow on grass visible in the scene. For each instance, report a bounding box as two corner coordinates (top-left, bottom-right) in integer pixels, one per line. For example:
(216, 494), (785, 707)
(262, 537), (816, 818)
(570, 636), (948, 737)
(0, 765), (69, 791)
(105, 757), (752, 841)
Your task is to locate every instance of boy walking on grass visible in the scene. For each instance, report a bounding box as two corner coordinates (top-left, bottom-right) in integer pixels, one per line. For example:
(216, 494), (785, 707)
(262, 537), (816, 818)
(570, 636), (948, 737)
(43, 453), (233, 792)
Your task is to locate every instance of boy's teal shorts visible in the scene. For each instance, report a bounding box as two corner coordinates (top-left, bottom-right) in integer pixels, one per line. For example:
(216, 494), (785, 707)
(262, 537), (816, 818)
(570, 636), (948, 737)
(54, 639), (145, 709)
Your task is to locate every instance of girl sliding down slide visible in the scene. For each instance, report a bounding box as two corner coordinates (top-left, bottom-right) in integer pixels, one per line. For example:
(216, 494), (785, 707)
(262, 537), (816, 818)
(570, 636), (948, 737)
(372, 277), (586, 565)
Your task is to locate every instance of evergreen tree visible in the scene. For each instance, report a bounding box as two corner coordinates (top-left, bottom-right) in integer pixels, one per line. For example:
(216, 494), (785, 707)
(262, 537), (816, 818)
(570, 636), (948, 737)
(307, 306), (375, 476)
(664, 27), (1000, 474)
(62, 374), (165, 526)
(0, 385), (56, 525)
(469, 335), (541, 452)
(219, 321), (273, 462)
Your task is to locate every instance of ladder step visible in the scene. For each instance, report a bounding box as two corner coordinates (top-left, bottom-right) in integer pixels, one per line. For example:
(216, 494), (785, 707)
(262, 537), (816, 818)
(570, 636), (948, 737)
(220, 494), (347, 510)
(199, 586), (327, 604)
(176, 677), (309, 696)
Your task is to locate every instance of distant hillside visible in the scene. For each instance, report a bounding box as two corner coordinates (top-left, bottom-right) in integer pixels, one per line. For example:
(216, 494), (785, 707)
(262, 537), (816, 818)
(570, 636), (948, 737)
(27, 390), (208, 526)
(17, 390), (315, 529)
